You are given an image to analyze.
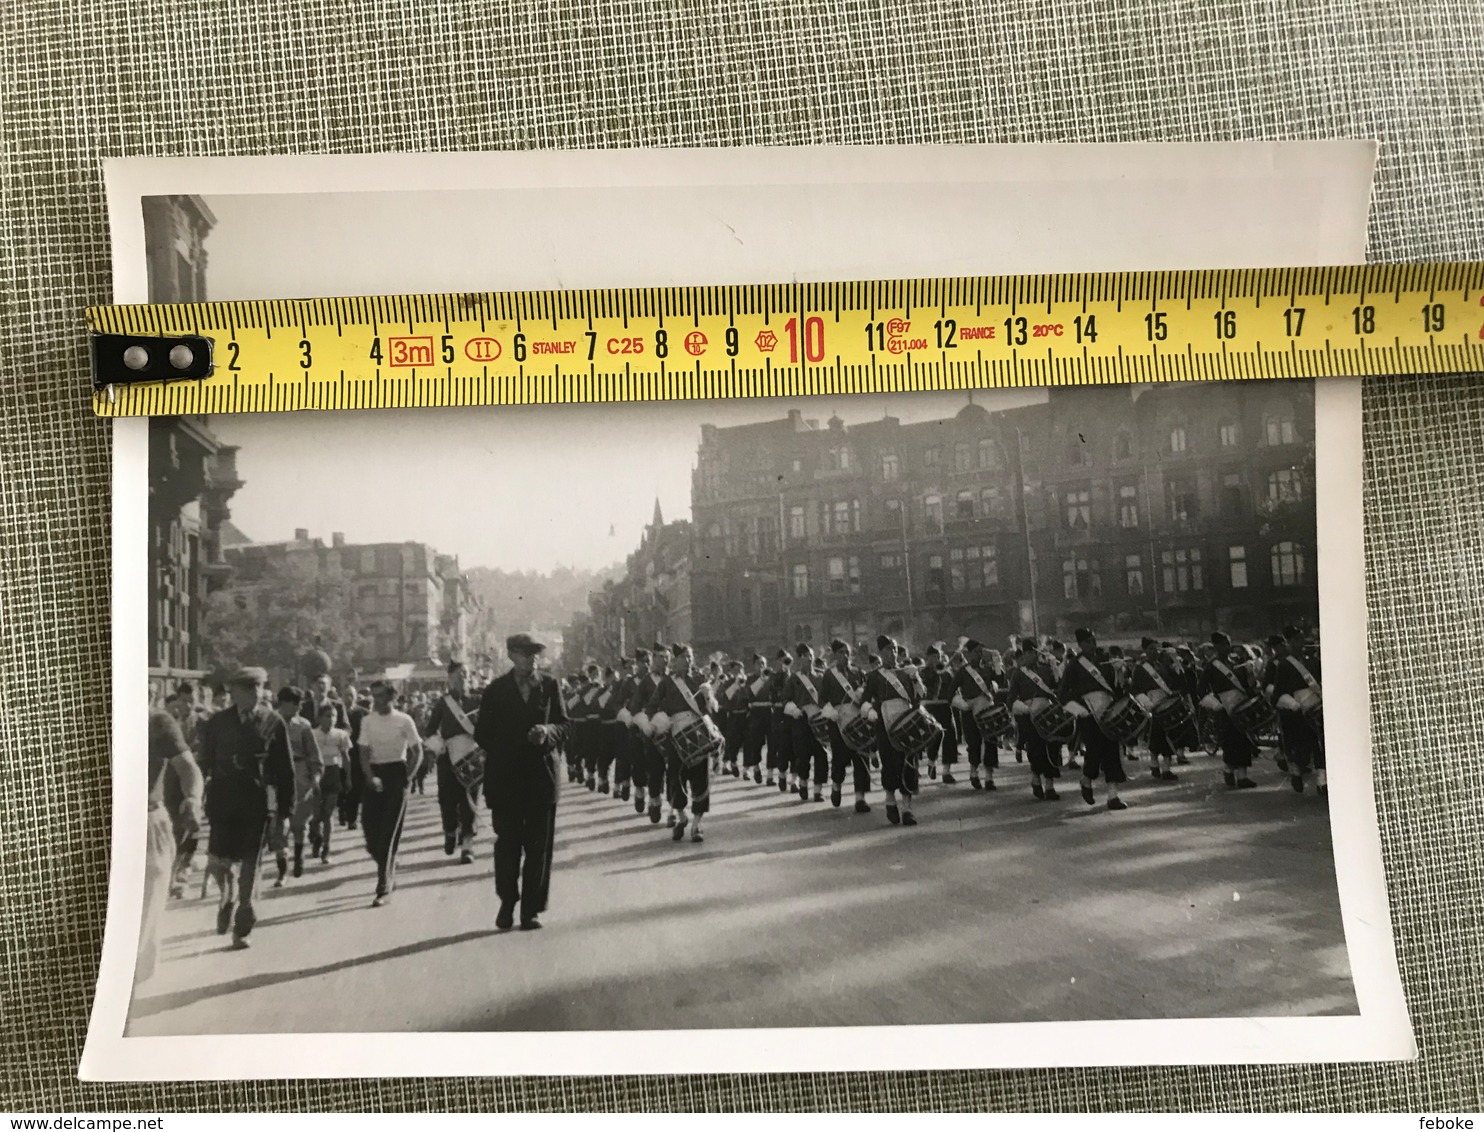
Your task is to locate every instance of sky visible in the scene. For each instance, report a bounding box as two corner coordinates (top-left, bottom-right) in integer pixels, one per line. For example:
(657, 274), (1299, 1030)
(209, 389), (1044, 574)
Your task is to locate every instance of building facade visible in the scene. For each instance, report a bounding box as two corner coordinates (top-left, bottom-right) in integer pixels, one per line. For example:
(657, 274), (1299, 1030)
(563, 501), (692, 670)
(148, 416), (243, 701)
(689, 383), (1318, 658)
(223, 531), (478, 675)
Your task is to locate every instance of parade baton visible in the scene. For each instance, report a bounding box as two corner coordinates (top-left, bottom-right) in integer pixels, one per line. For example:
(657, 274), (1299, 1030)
(86, 264), (1484, 413)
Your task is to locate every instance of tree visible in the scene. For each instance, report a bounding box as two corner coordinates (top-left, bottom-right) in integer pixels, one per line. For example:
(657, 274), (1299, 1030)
(201, 557), (373, 683)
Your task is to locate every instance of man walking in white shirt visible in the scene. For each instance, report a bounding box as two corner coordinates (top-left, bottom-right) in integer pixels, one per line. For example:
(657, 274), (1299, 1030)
(358, 680), (423, 907)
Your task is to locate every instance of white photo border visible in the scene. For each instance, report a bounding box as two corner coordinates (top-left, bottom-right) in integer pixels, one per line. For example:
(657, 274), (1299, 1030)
(83, 144), (1412, 1079)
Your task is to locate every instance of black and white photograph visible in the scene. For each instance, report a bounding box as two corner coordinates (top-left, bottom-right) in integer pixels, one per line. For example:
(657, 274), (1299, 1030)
(85, 144), (1411, 1078)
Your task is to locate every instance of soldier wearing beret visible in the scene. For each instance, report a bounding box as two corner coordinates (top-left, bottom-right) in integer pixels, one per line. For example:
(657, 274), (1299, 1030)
(473, 633), (571, 931)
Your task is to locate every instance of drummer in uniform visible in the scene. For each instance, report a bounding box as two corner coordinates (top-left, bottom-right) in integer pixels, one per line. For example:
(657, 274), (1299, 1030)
(860, 634), (928, 827)
(593, 665), (622, 797)
(741, 651), (771, 785)
(1265, 633), (1326, 795)
(423, 660), (483, 864)
(562, 676), (584, 784)
(718, 658), (748, 779)
(951, 639), (1003, 792)
(782, 643), (829, 803)
(1056, 628), (1129, 812)
(1007, 643), (1063, 800)
(629, 644), (671, 823)
(1129, 637), (1182, 784)
(820, 637), (871, 812)
(919, 645), (959, 785)
(643, 643), (719, 843)
(766, 650), (794, 792)
(620, 649), (655, 814)
(607, 655), (639, 803)
(576, 663), (606, 791)
(1199, 630), (1260, 790)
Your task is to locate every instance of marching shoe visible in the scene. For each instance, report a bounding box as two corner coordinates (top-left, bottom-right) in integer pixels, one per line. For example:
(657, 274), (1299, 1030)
(812, 789), (824, 803)
(216, 901), (234, 936)
(753, 767), (762, 784)
(586, 775), (597, 791)
(443, 834), (457, 856)
(1223, 771), (1237, 789)
(1291, 775), (1305, 793)
(649, 801), (662, 824)
(969, 776), (983, 791)
(274, 856), (287, 888)
(984, 779), (998, 791)
(798, 782), (810, 801)
(598, 779), (610, 795)
(690, 826), (705, 843)
(885, 804), (901, 826)
(927, 763), (938, 780)
(731, 764), (741, 778)
(519, 916), (543, 931)
(495, 901), (516, 931)
(1107, 797), (1129, 812)
(1237, 777), (1258, 789)
(854, 799), (871, 814)
(1150, 766), (1161, 779)
(1044, 787), (1061, 801)
(830, 786), (842, 808)
(292, 851), (304, 879)
(309, 834), (322, 858)
(942, 772), (957, 785)
(1080, 781), (1096, 806)
(1176, 754), (1191, 765)
(231, 935), (251, 951)
(1032, 782), (1045, 800)
(371, 892), (388, 908)
(778, 777), (790, 794)
(765, 775), (775, 787)
(901, 811), (918, 827)
(1159, 770), (1179, 782)
(672, 816), (687, 841)
(320, 851), (334, 865)
(634, 794), (646, 814)
(460, 849), (475, 865)
(667, 811), (678, 828)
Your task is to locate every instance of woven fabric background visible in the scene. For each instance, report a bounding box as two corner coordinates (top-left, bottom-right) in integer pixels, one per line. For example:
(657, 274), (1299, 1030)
(3, 0), (1483, 1113)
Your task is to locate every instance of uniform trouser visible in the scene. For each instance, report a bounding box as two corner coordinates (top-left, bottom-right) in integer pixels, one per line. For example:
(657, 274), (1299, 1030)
(926, 702), (958, 764)
(603, 722), (628, 784)
(961, 710), (999, 772)
(491, 803), (556, 921)
(645, 734), (668, 800)
(627, 729), (648, 793)
(1278, 709), (1323, 773)
(744, 708), (769, 768)
(339, 753), (364, 826)
(565, 729), (583, 777)
(1016, 718), (1060, 780)
(768, 712), (793, 775)
(828, 722), (872, 794)
(362, 761), (409, 896)
(436, 754), (478, 845)
(311, 765), (343, 854)
(666, 749), (711, 815)
(874, 720), (920, 797)
(1147, 720), (1175, 760)
(789, 717), (829, 785)
(1076, 717), (1127, 784)
(723, 712), (746, 765)
(137, 806), (176, 983)
(585, 720), (608, 777)
(1214, 712), (1257, 770)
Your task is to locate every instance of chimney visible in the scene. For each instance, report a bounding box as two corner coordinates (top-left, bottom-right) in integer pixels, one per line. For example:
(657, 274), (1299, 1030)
(787, 408), (803, 430)
(332, 532), (345, 548)
(294, 527), (309, 542)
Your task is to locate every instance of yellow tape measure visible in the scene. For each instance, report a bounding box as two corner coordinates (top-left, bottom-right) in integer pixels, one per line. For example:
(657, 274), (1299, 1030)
(88, 264), (1484, 416)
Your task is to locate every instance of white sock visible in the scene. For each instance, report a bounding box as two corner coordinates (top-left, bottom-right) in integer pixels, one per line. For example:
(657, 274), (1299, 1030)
(900, 793), (913, 813)
(1108, 783), (1121, 800)
(884, 789), (897, 807)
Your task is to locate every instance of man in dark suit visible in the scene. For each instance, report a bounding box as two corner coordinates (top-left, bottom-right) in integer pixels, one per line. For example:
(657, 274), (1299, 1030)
(473, 634), (570, 931)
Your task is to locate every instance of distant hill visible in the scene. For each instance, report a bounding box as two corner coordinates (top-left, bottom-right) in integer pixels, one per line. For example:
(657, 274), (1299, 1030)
(464, 563), (622, 629)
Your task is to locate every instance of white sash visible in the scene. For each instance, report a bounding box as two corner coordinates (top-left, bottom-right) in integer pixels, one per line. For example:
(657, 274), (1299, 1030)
(1286, 656), (1321, 690)
(1078, 655), (1116, 694)
(749, 676), (768, 696)
(597, 689), (612, 709)
(827, 667), (853, 700)
(796, 671), (819, 705)
(967, 666), (992, 699)
(881, 669), (910, 702)
(673, 675), (703, 717)
(442, 694), (475, 736)
(1140, 662), (1172, 695)
(1211, 659), (1244, 692)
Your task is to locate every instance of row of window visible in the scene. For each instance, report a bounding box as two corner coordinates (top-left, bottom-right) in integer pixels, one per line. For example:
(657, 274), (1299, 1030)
(780, 541), (1307, 603)
(1064, 468), (1304, 531)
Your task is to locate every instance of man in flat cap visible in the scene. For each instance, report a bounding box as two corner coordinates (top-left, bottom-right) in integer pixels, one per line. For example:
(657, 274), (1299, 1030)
(197, 666), (293, 949)
(474, 633), (570, 930)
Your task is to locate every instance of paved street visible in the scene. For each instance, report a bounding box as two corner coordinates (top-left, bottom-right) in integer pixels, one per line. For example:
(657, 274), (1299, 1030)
(128, 751), (1356, 1034)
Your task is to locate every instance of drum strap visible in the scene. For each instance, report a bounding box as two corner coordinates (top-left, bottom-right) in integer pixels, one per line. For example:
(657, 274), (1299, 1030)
(797, 672), (819, 704)
(1140, 662), (1172, 695)
(749, 676), (768, 696)
(442, 694), (475, 737)
(597, 690), (611, 708)
(1286, 657), (1321, 690)
(968, 667), (991, 698)
(674, 675), (703, 717)
(881, 670), (910, 702)
(827, 667), (853, 702)
(1079, 655), (1115, 694)
(1211, 659), (1245, 693)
